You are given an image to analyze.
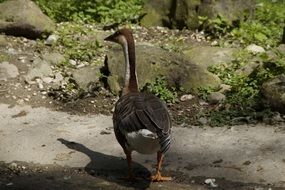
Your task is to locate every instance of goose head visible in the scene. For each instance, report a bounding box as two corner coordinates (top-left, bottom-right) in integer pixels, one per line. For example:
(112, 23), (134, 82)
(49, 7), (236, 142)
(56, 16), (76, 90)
(104, 28), (133, 46)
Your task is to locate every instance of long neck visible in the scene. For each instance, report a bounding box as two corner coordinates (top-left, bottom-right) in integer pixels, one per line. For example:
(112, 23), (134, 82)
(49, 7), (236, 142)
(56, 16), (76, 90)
(121, 36), (138, 95)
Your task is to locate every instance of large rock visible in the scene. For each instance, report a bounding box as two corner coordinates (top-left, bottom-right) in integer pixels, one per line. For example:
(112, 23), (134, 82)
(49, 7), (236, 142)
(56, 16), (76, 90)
(72, 65), (101, 91)
(141, 0), (255, 29)
(183, 46), (236, 69)
(105, 44), (221, 95)
(0, 0), (55, 39)
(262, 74), (285, 113)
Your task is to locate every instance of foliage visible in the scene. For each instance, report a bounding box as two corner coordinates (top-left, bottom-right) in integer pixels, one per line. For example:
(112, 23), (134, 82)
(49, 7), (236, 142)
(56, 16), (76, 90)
(53, 23), (103, 64)
(200, 0), (285, 47)
(207, 48), (285, 126)
(198, 15), (233, 38)
(142, 76), (178, 103)
(33, 0), (143, 24)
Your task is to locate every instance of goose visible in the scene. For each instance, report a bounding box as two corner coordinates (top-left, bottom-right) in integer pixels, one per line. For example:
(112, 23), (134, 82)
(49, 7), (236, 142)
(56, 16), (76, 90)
(104, 28), (172, 182)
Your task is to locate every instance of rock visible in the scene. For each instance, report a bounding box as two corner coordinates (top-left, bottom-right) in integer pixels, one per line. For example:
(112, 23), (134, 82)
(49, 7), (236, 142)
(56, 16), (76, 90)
(41, 52), (65, 65)
(6, 48), (17, 55)
(0, 0), (55, 39)
(180, 94), (194, 102)
(245, 44), (265, 54)
(262, 74), (285, 113)
(219, 84), (231, 93)
(0, 35), (7, 46)
(276, 44), (285, 54)
(140, 0), (172, 27)
(141, 0), (255, 29)
(198, 117), (208, 125)
(25, 57), (53, 83)
(205, 178), (218, 188)
(45, 34), (59, 45)
(183, 46), (236, 69)
(69, 59), (77, 66)
(236, 62), (260, 76)
(208, 92), (226, 104)
(0, 61), (19, 80)
(106, 44), (221, 95)
(72, 65), (101, 91)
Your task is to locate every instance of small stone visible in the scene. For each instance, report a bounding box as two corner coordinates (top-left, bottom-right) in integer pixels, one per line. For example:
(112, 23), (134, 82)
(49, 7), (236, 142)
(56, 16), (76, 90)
(24, 98), (29, 102)
(6, 183), (13, 186)
(42, 77), (53, 84)
(77, 63), (85, 68)
(198, 117), (208, 125)
(208, 92), (226, 104)
(6, 48), (17, 55)
(42, 96), (46, 99)
(90, 100), (95, 104)
(246, 44), (265, 54)
(38, 83), (44, 89)
(33, 92), (37, 96)
(54, 73), (64, 82)
(45, 34), (59, 45)
(205, 178), (218, 187)
(69, 59), (77, 66)
(180, 94), (194, 102)
(100, 130), (112, 135)
(41, 91), (47, 95)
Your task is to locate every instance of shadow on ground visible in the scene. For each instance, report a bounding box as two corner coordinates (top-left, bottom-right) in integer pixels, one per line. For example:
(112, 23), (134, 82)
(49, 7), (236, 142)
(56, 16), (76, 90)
(57, 138), (151, 189)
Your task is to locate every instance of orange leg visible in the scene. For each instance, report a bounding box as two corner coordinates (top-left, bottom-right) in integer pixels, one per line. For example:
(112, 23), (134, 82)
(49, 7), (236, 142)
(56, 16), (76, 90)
(126, 153), (135, 180)
(151, 151), (172, 182)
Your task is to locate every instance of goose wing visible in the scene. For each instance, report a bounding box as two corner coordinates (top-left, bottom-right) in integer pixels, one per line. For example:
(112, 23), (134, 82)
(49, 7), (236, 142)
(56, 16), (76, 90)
(113, 93), (171, 153)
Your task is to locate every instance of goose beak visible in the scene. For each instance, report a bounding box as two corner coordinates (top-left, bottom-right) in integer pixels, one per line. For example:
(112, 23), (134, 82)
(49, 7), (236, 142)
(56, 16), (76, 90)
(104, 33), (116, 42)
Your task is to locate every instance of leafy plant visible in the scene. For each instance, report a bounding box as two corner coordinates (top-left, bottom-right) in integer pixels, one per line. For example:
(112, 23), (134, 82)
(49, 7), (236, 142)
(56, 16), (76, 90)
(142, 76), (178, 103)
(33, 0), (143, 24)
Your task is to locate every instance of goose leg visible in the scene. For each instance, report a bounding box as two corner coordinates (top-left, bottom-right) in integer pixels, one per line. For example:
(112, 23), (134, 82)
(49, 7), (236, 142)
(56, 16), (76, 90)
(151, 151), (172, 182)
(126, 153), (135, 180)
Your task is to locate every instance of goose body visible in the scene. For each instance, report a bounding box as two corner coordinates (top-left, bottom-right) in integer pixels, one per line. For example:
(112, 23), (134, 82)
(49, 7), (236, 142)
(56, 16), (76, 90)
(105, 29), (172, 182)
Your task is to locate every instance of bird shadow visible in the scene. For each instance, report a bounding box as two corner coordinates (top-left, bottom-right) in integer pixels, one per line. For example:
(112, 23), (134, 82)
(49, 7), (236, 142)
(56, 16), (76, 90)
(57, 138), (151, 189)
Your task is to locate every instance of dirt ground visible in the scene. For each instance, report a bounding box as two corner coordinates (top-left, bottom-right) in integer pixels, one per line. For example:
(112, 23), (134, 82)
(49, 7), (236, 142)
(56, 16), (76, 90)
(0, 33), (285, 190)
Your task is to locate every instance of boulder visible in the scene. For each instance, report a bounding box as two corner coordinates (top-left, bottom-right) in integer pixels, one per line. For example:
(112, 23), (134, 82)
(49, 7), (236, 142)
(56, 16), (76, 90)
(183, 46), (236, 69)
(105, 44), (221, 95)
(262, 74), (285, 113)
(0, 0), (55, 39)
(141, 0), (255, 29)
(0, 61), (19, 80)
(72, 65), (101, 91)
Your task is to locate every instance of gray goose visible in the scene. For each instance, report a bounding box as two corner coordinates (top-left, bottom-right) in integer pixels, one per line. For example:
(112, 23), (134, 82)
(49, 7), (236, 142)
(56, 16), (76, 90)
(105, 28), (172, 182)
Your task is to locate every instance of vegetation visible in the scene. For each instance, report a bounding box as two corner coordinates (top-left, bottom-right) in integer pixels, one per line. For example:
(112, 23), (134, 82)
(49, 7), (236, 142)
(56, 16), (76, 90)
(33, 0), (143, 24)
(142, 76), (178, 103)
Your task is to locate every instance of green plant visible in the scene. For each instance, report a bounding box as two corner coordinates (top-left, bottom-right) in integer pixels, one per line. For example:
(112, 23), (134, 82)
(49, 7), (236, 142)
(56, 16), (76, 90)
(53, 23), (103, 63)
(199, 15), (233, 38)
(142, 76), (178, 103)
(33, 0), (143, 24)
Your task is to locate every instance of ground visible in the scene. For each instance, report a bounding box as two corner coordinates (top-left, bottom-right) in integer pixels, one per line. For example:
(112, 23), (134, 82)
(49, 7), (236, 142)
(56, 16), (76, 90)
(0, 29), (285, 190)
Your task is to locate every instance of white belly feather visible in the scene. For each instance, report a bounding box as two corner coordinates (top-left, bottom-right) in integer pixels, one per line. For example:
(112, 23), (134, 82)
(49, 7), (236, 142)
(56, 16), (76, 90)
(125, 129), (160, 154)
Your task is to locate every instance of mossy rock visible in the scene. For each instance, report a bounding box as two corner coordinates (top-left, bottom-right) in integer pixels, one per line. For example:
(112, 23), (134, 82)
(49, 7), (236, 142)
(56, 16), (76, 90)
(262, 74), (285, 114)
(0, 0), (55, 39)
(105, 43), (221, 95)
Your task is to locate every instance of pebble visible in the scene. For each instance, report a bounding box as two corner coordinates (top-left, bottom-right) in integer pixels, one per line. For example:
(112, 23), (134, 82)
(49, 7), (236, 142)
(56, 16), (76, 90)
(69, 59), (77, 66)
(38, 83), (44, 89)
(205, 178), (218, 187)
(198, 117), (208, 125)
(180, 94), (194, 102)
(45, 34), (59, 45)
(42, 96), (46, 99)
(41, 91), (47, 95)
(42, 77), (53, 84)
(33, 92), (37, 96)
(76, 63), (85, 68)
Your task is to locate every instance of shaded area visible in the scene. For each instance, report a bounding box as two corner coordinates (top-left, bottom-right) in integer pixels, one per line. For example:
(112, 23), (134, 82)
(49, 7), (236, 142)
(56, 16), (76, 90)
(57, 138), (151, 189)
